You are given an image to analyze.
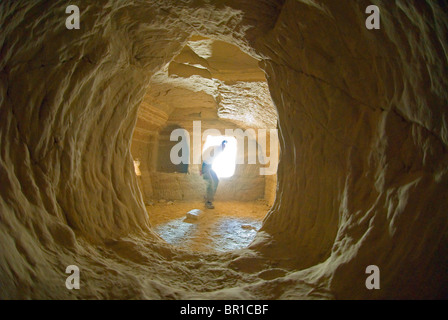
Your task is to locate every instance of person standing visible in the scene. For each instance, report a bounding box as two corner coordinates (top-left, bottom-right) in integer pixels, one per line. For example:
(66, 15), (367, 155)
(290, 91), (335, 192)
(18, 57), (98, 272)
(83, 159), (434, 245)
(201, 140), (227, 209)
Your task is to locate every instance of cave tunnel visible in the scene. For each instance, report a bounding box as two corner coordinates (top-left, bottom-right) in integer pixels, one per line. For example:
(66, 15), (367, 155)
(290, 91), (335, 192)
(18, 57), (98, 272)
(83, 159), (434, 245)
(131, 35), (278, 253)
(0, 0), (448, 300)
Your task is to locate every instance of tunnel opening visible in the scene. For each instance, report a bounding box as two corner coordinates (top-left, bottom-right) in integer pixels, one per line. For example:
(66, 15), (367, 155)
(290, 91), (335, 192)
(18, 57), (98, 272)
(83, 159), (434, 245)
(130, 36), (279, 252)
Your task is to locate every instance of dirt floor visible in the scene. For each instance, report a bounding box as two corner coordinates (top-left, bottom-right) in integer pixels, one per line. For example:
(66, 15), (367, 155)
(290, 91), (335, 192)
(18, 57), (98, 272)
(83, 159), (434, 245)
(146, 200), (271, 252)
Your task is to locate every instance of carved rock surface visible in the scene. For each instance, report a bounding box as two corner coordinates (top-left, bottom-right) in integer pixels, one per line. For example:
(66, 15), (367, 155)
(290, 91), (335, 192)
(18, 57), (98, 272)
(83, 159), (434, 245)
(0, 0), (447, 299)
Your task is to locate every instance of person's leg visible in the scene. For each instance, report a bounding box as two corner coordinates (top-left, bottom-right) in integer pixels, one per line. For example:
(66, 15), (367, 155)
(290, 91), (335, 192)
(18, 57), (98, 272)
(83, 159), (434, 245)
(205, 173), (214, 202)
(202, 164), (215, 208)
(210, 169), (219, 200)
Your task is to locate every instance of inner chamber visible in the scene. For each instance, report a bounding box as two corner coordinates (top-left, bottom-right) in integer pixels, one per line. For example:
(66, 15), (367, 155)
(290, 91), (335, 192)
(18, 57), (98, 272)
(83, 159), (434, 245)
(131, 36), (279, 252)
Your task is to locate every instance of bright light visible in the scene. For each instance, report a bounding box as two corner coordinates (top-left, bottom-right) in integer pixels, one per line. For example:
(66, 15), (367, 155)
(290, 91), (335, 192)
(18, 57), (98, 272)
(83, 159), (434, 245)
(203, 136), (237, 178)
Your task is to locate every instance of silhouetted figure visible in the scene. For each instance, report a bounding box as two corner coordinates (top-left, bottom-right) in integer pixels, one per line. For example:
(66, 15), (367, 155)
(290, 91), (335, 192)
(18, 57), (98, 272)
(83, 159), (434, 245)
(201, 140), (227, 209)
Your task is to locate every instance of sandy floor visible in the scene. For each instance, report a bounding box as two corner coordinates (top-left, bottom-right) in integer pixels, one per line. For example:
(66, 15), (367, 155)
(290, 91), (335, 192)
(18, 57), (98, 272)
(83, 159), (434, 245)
(146, 200), (271, 252)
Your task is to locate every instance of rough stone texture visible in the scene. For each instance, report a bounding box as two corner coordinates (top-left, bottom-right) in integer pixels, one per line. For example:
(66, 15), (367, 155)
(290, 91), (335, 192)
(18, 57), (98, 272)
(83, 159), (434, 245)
(0, 0), (447, 300)
(133, 112), (274, 202)
(150, 171), (266, 202)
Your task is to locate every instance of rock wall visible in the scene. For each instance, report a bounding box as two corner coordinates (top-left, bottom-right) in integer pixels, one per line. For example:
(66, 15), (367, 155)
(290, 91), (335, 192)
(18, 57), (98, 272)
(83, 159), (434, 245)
(149, 171), (265, 202)
(255, 0), (448, 299)
(132, 105), (274, 203)
(0, 0), (447, 299)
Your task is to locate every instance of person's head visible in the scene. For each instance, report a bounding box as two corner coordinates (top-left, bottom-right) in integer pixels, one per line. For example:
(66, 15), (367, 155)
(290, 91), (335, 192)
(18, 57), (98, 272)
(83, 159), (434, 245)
(221, 140), (228, 150)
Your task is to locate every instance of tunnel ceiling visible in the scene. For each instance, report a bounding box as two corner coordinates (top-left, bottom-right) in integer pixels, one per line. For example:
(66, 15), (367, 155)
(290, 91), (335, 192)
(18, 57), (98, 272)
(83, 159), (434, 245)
(140, 36), (278, 129)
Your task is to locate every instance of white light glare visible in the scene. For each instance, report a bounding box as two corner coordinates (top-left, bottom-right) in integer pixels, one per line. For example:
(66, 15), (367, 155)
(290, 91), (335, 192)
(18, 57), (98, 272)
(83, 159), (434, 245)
(202, 136), (237, 178)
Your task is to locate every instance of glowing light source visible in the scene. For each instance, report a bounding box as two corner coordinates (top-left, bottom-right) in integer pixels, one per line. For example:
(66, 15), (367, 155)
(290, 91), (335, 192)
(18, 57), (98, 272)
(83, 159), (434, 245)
(203, 136), (237, 178)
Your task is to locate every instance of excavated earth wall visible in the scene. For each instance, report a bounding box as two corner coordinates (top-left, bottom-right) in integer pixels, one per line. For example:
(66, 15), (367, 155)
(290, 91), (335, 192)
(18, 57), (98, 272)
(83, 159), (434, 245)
(0, 0), (447, 299)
